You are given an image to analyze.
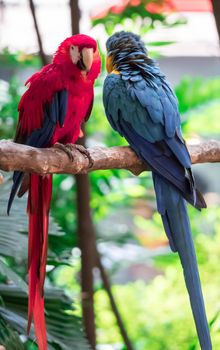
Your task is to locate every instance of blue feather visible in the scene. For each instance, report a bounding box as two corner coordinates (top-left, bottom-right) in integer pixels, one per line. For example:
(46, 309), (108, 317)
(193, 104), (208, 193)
(58, 89), (68, 127)
(153, 173), (212, 350)
(122, 75), (130, 81)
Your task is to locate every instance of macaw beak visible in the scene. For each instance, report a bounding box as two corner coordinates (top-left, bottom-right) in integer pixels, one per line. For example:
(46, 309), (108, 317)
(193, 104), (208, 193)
(82, 48), (94, 72)
(106, 55), (113, 74)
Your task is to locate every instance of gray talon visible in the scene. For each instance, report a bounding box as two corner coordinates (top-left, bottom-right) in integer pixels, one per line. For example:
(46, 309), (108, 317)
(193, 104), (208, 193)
(54, 143), (93, 167)
(54, 142), (74, 161)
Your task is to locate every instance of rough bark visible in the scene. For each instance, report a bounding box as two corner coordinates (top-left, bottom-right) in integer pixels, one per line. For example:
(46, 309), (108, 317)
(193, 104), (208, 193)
(28, 0), (48, 65)
(0, 140), (219, 175)
(76, 168), (96, 350)
(74, 132), (96, 350)
(212, 0), (220, 43)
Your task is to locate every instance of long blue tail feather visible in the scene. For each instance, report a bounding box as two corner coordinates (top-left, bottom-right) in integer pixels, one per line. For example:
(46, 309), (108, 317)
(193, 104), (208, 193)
(153, 172), (212, 350)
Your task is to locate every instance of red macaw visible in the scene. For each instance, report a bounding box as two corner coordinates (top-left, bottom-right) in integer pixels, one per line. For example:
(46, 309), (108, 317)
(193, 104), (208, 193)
(7, 34), (101, 350)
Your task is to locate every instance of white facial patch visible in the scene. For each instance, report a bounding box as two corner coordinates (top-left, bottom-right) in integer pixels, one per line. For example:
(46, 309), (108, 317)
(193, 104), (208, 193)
(70, 45), (80, 64)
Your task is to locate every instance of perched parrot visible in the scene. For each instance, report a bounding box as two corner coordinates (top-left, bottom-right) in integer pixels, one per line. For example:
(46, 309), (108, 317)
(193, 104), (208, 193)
(103, 32), (212, 349)
(7, 34), (101, 350)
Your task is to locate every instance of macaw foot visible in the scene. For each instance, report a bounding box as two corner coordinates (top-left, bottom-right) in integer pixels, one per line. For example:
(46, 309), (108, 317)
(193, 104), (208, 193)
(66, 144), (94, 168)
(54, 143), (94, 168)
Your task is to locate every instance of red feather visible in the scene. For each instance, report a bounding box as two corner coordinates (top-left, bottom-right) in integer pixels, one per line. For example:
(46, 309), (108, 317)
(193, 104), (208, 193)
(12, 34), (101, 350)
(27, 174), (52, 350)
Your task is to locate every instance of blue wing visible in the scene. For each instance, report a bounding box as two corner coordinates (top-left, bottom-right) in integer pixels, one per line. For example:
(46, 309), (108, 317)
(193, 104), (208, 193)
(103, 73), (205, 209)
(103, 60), (211, 349)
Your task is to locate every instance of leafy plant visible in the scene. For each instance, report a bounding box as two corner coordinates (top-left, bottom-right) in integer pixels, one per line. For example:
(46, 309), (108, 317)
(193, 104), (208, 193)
(0, 317), (25, 350)
(0, 285), (90, 350)
(0, 176), (90, 349)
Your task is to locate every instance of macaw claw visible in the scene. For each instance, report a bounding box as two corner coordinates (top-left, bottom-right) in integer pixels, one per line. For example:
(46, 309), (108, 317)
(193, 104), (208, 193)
(54, 143), (94, 168)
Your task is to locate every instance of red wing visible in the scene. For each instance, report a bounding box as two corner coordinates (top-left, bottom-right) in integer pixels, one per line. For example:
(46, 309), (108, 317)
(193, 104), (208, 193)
(8, 81), (68, 214)
(16, 64), (66, 141)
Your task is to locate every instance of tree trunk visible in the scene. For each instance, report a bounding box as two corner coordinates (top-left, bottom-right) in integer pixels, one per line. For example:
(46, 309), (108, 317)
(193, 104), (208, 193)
(69, 1), (96, 347)
(75, 131), (97, 349)
(211, 0), (220, 43)
(70, 0), (80, 35)
(76, 162), (97, 350)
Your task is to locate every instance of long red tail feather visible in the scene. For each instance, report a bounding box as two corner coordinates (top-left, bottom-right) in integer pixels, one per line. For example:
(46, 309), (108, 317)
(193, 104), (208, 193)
(27, 174), (52, 350)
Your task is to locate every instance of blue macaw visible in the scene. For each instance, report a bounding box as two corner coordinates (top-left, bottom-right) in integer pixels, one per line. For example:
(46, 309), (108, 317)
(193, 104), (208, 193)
(103, 31), (212, 349)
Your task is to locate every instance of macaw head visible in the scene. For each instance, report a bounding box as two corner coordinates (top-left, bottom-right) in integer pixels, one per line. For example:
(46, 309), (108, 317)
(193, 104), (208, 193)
(53, 34), (98, 73)
(105, 31), (151, 74)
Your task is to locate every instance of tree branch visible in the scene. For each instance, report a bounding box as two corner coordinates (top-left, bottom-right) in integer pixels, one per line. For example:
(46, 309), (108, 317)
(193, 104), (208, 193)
(29, 0), (48, 66)
(0, 140), (219, 176)
(69, 0), (80, 35)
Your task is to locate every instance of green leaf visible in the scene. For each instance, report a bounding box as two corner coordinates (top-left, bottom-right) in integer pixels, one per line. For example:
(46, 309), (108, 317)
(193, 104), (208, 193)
(147, 41), (176, 46)
(0, 317), (25, 350)
(0, 260), (28, 294)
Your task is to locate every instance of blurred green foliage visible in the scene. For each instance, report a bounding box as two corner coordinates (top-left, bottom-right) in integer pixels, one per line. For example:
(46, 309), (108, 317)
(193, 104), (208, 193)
(92, 0), (186, 36)
(0, 78), (21, 139)
(176, 77), (220, 137)
(176, 77), (220, 114)
(184, 101), (220, 137)
(0, 48), (40, 68)
(54, 205), (220, 350)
